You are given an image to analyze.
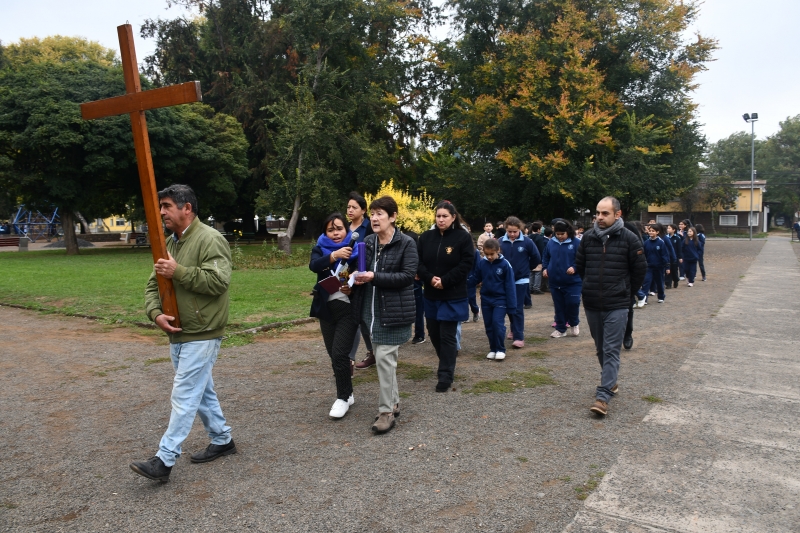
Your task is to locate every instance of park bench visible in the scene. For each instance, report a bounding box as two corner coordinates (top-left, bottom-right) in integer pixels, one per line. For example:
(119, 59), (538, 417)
(0, 237), (28, 251)
(130, 234), (149, 248)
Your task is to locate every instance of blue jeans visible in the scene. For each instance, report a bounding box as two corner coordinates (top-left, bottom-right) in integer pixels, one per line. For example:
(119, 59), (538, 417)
(481, 303), (507, 352)
(551, 284), (581, 333)
(157, 338), (231, 467)
(507, 284), (528, 341)
(584, 308), (627, 403)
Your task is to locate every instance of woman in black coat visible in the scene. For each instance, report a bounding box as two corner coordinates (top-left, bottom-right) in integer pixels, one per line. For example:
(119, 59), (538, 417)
(417, 200), (475, 392)
(309, 213), (360, 419)
(351, 196), (418, 434)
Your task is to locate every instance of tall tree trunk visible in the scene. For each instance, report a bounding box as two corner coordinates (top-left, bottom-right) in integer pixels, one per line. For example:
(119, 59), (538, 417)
(74, 211), (90, 234)
(61, 210), (80, 256)
(277, 149), (304, 255)
(710, 208), (716, 234)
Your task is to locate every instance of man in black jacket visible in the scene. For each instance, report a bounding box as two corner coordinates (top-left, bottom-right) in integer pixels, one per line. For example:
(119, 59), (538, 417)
(575, 197), (647, 416)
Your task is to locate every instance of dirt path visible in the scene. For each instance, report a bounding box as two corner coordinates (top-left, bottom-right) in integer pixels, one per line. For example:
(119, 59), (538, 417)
(0, 240), (764, 532)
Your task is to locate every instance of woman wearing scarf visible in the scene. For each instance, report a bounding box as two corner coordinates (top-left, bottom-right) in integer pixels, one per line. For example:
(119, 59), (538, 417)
(309, 212), (361, 419)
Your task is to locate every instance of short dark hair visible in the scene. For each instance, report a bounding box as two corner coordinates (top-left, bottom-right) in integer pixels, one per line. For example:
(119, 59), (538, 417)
(695, 223), (705, 234)
(553, 219), (575, 238)
(158, 184), (197, 214)
(543, 227), (553, 237)
(369, 196), (399, 220)
(600, 196), (621, 213)
(321, 212), (347, 235)
(504, 216), (523, 229)
(347, 191), (367, 211)
(483, 238), (500, 252)
(532, 221), (543, 232)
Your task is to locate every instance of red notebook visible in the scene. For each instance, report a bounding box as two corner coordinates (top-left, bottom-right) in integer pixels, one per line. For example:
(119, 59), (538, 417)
(318, 275), (343, 295)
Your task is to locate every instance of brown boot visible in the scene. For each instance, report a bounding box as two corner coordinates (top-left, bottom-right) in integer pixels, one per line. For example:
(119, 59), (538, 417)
(371, 412), (395, 434)
(374, 404), (400, 420)
(590, 399), (608, 416)
(355, 351), (375, 369)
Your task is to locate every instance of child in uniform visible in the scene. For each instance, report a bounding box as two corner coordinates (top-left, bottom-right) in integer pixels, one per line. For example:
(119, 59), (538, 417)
(642, 224), (670, 303)
(542, 220), (582, 338)
(499, 216), (542, 349)
(665, 224), (682, 289)
(473, 239), (516, 361)
(682, 227), (702, 286)
(695, 224), (707, 281)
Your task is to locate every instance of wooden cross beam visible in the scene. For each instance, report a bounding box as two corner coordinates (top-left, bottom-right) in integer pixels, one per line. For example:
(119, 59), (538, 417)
(80, 24), (203, 328)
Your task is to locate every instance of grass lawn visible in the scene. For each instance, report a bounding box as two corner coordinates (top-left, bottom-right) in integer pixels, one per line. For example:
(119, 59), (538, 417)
(0, 245), (316, 330)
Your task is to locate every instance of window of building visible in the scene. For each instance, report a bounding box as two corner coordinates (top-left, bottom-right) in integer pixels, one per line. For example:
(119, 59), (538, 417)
(719, 215), (737, 226)
(656, 214), (673, 225)
(116, 219), (126, 226)
(748, 212), (759, 226)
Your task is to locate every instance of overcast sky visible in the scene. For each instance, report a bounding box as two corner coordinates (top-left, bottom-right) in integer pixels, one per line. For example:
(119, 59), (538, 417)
(1, 0), (798, 144)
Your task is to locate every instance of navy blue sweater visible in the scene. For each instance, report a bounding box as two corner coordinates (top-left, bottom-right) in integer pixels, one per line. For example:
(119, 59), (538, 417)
(473, 255), (517, 308)
(542, 237), (581, 288)
(666, 233), (682, 260)
(683, 237), (702, 262)
(643, 236), (670, 268)
(499, 234), (541, 284)
(662, 234), (677, 263)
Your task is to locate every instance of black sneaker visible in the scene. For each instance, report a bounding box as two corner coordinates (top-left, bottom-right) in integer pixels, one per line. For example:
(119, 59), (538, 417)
(411, 337), (426, 345)
(130, 456), (172, 482)
(473, 312), (480, 322)
(190, 439), (237, 463)
(435, 382), (451, 392)
(523, 304), (532, 309)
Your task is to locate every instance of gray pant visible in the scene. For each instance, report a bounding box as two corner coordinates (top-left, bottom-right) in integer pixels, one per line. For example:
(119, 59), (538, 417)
(374, 344), (400, 414)
(531, 270), (542, 292)
(584, 308), (627, 402)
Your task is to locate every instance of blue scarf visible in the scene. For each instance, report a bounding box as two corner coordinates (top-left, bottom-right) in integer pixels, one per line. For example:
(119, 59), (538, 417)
(317, 232), (360, 263)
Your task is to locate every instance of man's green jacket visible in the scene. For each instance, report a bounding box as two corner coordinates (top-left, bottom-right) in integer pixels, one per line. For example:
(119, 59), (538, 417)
(145, 216), (232, 343)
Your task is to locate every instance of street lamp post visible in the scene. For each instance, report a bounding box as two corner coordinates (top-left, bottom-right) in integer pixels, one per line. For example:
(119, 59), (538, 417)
(742, 113), (758, 241)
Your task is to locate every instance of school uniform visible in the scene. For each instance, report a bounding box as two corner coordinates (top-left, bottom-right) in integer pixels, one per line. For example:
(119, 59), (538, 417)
(682, 237), (702, 283)
(473, 254), (517, 353)
(659, 235), (676, 290)
(499, 234), (542, 342)
(466, 249), (482, 316)
(697, 232), (706, 280)
(542, 237), (582, 333)
(666, 233), (682, 288)
(642, 236), (670, 301)
(677, 230), (686, 278)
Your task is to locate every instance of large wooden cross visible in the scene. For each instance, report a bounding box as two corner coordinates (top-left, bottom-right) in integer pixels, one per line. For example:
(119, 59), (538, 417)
(80, 24), (203, 327)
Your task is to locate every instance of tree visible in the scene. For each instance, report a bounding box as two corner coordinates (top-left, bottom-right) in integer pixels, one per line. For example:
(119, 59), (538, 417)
(429, 0), (715, 219)
(0, 36), (248, 254)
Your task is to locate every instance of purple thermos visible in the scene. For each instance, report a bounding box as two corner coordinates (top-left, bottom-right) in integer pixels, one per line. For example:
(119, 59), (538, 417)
(357, 242), (366, 271)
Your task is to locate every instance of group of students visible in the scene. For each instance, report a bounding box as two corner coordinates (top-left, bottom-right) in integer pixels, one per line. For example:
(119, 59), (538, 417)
(309, 192), (712, 433)
(631, 219), (707, 306)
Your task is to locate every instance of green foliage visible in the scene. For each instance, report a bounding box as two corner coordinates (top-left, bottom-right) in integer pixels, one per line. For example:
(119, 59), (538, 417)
(364, 180), (436, 234)
(0, 248), (316, 330)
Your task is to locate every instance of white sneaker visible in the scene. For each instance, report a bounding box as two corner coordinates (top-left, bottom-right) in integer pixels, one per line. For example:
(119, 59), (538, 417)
(570, 325), (580, 336)
(637, 297), (646, 308)
(687, 282), (693, 287)
(550, 330), (568, 338)
(329, 399), (350, 419)
(679, 276), (685, 281)
(649, 291), (656, 296)
(494, 352), (506, 361)
(348, 394), (354, 406)
(486, 351), (496, 360)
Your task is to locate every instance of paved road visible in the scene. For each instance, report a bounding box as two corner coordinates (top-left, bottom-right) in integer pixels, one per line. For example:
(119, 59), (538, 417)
(566, 236), (800, 532)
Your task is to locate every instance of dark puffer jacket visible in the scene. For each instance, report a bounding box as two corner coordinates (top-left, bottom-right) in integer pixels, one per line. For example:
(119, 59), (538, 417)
(575, 225), (647, 311)
(350, 229), (418, 327)
(417, 223), (475, 301)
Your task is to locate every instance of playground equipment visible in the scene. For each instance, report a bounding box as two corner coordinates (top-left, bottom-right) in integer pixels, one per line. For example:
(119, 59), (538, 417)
(11, 206), (60, 242)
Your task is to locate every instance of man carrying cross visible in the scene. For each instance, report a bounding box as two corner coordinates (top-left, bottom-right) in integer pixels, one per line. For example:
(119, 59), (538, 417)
(130, 184), (236, 482)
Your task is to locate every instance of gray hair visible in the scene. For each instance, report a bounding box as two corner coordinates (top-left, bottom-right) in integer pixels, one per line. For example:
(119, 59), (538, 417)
(600, 196), (621, 213)
(158, 184), (197, 214)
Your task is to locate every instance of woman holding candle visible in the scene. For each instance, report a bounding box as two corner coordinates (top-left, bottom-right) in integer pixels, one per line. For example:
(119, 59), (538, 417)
(351, 196), (418, 434)
(417, 200), (475, 392)
(309, 212), (360, 419)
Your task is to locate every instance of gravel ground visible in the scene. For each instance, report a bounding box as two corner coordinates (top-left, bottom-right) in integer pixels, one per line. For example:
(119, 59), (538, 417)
(0, 240), (764, 532)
